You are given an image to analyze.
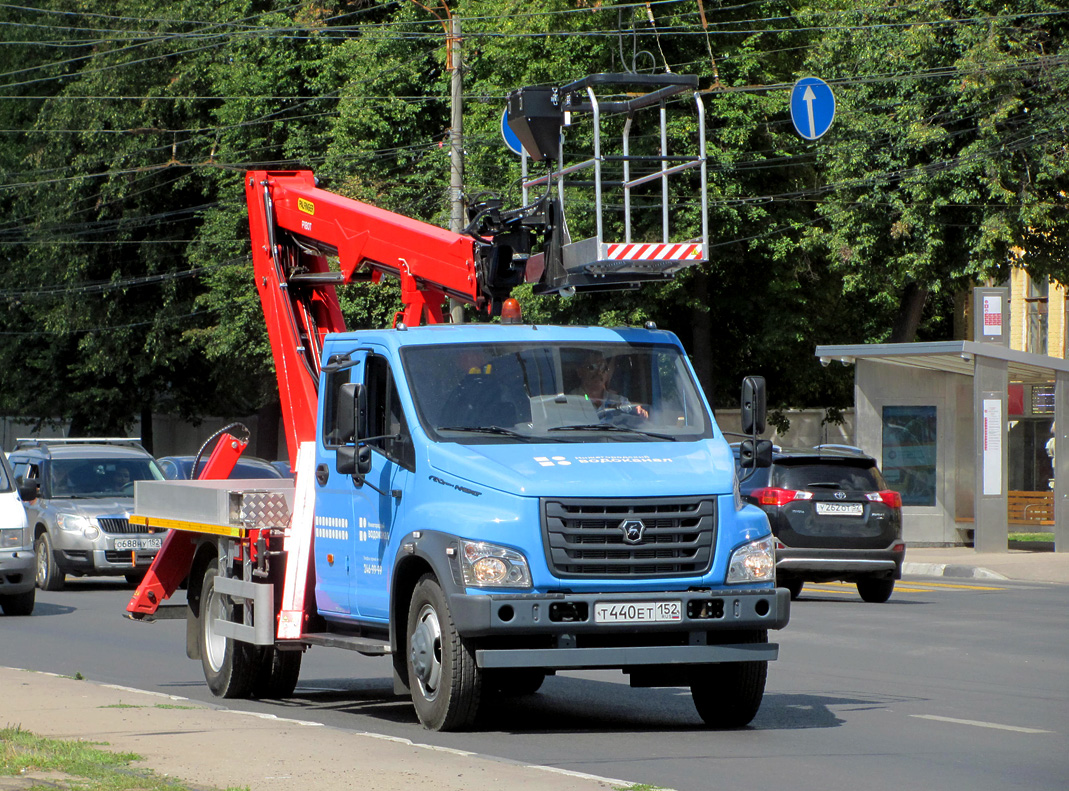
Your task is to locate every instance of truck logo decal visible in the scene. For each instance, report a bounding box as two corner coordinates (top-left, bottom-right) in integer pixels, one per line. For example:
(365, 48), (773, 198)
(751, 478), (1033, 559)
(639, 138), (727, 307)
(315, 515), (349, 540)
(534, 456), (571, 466)
(297, 197), (315, 215)
(428, 475), (482, 497)
(536, 455), (674, 466)
(620, 519), (646, 544)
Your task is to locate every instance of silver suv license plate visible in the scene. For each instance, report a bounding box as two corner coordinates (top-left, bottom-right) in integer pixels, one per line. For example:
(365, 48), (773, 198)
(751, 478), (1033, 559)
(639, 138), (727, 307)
(114, 537), (163, 550)
(594, 600), (682, 624)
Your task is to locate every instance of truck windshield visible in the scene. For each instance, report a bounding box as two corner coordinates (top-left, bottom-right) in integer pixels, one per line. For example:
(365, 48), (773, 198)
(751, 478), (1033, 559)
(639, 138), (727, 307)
(402, 342), (713, 444)
(49, 458), (164, 498)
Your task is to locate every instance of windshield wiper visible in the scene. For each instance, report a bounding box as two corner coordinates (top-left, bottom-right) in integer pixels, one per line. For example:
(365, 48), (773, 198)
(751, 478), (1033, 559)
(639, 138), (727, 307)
(438, 425), (533, 440)
(548, 424), (676, 441)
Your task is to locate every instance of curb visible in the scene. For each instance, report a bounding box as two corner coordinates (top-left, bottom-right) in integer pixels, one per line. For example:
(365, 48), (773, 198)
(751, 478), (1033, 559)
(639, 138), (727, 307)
(902, 562), (1009, 581)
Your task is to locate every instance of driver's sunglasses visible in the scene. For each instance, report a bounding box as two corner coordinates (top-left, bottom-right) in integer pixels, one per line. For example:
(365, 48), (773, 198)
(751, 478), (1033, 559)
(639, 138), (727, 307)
(581, 362), (609, 374)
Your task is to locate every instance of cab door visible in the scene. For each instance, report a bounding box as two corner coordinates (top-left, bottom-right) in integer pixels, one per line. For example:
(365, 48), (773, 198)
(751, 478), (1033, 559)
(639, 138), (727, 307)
(349, 353), (415, 621)
(314, 350), (368, 616)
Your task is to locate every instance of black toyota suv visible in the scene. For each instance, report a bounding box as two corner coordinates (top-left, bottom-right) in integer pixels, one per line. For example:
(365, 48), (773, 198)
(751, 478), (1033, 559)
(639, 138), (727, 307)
(734, 445), (905, 603)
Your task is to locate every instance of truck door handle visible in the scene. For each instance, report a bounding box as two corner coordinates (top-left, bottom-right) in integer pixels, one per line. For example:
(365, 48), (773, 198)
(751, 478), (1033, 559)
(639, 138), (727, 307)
(315, 463), (330, 486)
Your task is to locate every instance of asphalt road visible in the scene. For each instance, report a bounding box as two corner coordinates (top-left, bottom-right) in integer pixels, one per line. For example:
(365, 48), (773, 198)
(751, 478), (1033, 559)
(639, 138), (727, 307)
(2, 576), (1067, 791)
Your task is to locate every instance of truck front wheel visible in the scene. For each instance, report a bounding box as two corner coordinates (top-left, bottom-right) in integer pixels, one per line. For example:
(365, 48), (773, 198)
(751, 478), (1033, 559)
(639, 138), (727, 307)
(406, 575), (480, 731)
(198, 558), (257, 698)
(690, 630), (768, 728)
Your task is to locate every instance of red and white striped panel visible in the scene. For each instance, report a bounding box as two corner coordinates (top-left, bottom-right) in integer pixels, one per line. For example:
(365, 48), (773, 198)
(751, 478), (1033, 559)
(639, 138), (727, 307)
(605, 243), (704, 261)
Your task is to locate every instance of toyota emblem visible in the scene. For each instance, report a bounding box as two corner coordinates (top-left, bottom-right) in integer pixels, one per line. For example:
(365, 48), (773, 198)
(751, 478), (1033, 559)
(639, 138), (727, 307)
(620, 519), (646, 544)
(834, 491), (847, 500)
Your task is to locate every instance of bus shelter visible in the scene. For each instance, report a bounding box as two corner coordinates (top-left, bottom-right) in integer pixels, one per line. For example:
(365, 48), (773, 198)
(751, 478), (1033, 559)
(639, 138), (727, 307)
(815, 328), (1068, 553)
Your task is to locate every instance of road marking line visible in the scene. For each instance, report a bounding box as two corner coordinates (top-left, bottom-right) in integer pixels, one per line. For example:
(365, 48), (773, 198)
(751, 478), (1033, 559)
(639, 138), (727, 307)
(805, 581), (1005, 594)
(899, 581), (1006, 591)
(911, 714), (1053, 734)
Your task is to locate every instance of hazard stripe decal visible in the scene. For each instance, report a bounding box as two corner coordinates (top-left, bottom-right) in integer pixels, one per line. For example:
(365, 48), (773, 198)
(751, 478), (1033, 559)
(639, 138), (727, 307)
(606, 243), (704, 261)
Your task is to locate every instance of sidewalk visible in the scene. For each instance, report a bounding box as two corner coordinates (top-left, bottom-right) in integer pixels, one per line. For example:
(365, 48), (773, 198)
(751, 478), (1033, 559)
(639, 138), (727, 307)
(0, 667), (620, 791)
(903, 546), (1069, 584)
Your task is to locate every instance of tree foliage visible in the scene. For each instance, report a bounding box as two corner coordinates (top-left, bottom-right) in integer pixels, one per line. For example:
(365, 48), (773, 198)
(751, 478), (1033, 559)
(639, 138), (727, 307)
(0, 0), (1065, 441)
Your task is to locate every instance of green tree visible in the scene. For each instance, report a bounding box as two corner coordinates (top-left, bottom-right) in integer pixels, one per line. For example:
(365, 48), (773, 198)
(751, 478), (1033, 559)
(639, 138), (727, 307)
(801, 0), (1069, 343)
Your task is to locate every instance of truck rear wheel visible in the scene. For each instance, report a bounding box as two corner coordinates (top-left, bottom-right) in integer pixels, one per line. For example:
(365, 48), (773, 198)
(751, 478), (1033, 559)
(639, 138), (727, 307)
(199, 558), (257, 698)
(406, 575), (480, 731)
(690, 630), (768, 728)
(252, 647), (302, 699)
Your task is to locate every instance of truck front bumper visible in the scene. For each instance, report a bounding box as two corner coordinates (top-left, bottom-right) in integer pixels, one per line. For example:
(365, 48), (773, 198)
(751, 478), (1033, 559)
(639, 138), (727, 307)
(449, 587), (789, 670)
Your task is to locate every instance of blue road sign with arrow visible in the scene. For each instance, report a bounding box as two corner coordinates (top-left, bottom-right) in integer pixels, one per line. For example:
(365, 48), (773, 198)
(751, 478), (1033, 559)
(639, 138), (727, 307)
(790, 77), (835, 141)
(501, 107), (524, 156)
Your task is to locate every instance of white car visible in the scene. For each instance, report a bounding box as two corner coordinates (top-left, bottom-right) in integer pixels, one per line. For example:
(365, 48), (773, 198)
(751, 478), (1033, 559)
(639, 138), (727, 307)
(0, 451), (34, 615)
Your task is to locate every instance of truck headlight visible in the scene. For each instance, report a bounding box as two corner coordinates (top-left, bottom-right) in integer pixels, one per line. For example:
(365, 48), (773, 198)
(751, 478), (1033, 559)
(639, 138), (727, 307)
(726, 536), (775, 584)
(460, 540), (532, 588)
(1, 528), (23, 549)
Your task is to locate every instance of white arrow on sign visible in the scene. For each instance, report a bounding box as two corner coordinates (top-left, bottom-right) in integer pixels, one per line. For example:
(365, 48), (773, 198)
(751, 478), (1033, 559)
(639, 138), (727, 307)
(803, 85), (817, 139)
(790, 77), (835, 141)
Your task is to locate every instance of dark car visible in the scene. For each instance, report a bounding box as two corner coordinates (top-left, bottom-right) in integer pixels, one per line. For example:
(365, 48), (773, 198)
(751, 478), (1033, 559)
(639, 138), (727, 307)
(735, 444), (905, 602)
(155, 455), (285, 481)
(270, 460), (294, 479)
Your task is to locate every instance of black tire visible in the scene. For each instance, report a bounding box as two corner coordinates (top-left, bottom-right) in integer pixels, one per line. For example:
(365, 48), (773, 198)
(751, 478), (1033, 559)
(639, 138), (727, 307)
(198, 558), (257, 698)
(34, 532), (64, 591)
(252, 647), (303, 699)
(483, 669), (546, 697)
(778, 576), (804, 601)
(691, 630), (768, 728)
(0, 588), (35, 616)
(406, 575), (481, 731)
(857, 577), (895, 603)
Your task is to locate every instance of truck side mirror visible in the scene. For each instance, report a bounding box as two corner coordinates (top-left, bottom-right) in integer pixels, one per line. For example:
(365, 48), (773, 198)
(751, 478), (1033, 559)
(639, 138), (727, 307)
(740, 376), (767, 435)
(337, 382), (367, 444)
(738, 439), (773, 470)
(336, 445), (373, 479)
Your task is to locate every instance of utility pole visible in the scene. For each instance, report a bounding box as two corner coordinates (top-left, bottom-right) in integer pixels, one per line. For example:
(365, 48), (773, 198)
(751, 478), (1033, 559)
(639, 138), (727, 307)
(448, 14), (466, 323)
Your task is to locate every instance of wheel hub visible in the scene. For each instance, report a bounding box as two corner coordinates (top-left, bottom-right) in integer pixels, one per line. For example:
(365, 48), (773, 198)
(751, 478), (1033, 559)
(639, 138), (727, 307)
(409, 604), (442, 697)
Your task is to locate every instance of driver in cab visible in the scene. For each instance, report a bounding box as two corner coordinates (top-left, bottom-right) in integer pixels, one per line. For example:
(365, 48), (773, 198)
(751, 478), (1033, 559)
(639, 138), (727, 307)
(572, 350), (648, 419)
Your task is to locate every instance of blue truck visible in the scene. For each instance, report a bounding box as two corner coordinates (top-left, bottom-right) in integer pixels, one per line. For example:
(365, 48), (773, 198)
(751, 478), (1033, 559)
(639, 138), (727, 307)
(126, 74), (788, 731)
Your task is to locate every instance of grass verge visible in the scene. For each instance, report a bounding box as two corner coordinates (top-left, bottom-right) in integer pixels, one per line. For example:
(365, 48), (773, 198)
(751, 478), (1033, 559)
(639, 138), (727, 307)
(0, 726), (245, 791)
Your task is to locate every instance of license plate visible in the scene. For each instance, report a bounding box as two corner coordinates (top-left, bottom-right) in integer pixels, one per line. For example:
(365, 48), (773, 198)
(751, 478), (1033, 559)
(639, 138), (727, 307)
(594, 600), (682, 624)
(815, 502), (863, 516)
(114, 538), (163, 551)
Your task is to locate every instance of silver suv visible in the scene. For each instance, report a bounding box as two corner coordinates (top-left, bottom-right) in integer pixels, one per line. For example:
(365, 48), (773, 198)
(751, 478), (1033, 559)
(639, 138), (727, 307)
(0, 450), (35, 615)
(8, 439), (167, 590)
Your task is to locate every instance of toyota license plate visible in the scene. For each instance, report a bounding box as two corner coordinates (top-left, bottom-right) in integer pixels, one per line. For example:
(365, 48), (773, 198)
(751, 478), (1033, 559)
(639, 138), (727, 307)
(594, 600), (682, 624)
(114, 537), (163, 551)
(815, 502), (863, 516)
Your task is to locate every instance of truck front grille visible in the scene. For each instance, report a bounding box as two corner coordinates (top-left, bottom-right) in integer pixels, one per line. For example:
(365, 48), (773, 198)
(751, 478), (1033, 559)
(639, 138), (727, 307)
(542, 497), (716, 578)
